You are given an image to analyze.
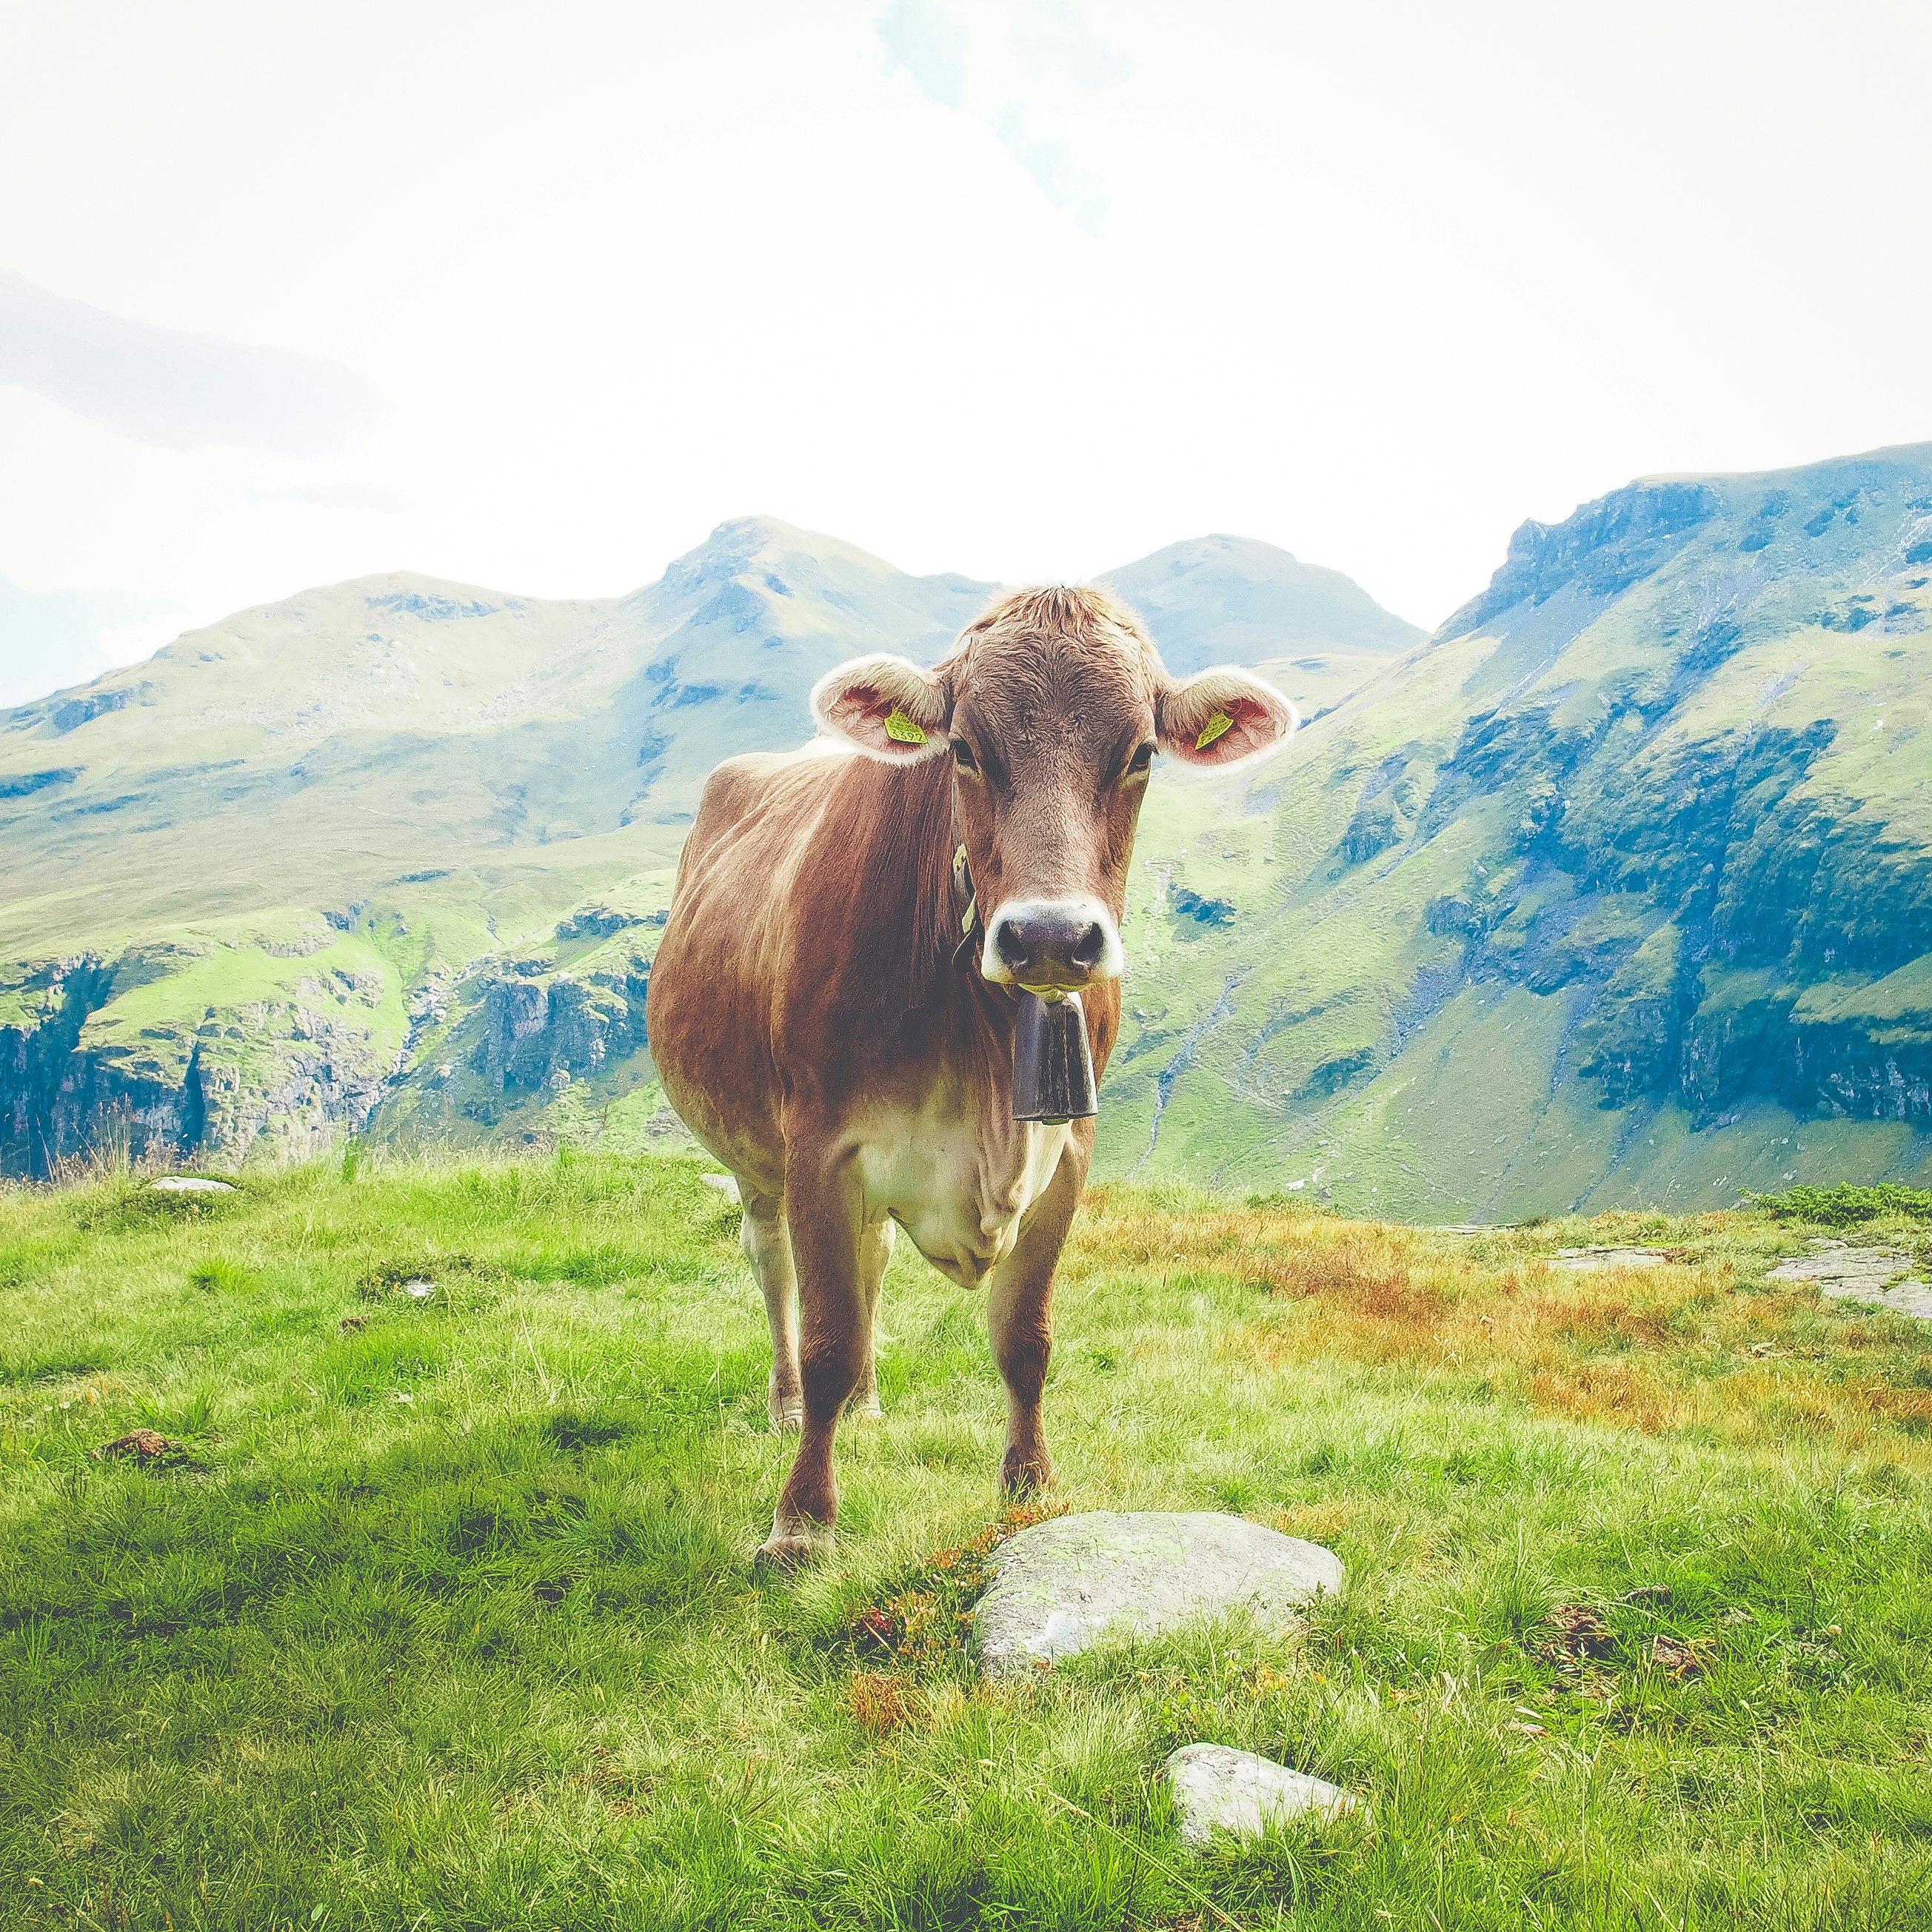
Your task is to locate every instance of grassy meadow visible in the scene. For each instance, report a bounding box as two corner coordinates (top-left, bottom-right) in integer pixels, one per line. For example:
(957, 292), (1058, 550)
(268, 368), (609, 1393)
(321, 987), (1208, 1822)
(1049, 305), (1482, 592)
(5, 1154), (1932, 1928)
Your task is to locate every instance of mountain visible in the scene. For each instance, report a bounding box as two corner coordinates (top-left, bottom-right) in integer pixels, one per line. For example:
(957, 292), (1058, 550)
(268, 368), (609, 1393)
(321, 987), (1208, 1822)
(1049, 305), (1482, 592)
(1100, 444), (1932, 1217)
(1103, 534), (1424, 725)
(10, 455), (1927, 1216)
(0, 517), (1415, 1178)
(1104, 532), (1423, 669)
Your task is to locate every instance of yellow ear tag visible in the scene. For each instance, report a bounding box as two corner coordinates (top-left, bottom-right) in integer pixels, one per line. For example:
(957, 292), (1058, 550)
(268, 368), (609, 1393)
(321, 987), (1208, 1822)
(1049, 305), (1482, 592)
(883, 707), (927, 746)
(1195, 709), (1235, 750)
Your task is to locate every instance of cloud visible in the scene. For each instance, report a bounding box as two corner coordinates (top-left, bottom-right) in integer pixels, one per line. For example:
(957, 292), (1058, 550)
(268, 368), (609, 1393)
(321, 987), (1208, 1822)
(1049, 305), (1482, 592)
(876, 0), (968, 110)
(1008, 0), (1132, 90)
(244, 481), (414, 512)
(0, 272), (381, 455)
(0, 578), (181, 709)
(876, 1), (1111, 234)
(989, 105), (1108, 234)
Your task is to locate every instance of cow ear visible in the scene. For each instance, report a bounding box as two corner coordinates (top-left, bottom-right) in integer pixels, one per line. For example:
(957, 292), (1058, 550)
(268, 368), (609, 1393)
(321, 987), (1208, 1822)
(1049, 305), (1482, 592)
(810, 653), (952, 762)
(1157, 666), (1299, 769)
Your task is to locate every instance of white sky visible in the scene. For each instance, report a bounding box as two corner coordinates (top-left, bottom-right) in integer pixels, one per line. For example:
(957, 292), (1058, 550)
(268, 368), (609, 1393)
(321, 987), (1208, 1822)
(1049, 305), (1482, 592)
(3, 0), (1931, 704)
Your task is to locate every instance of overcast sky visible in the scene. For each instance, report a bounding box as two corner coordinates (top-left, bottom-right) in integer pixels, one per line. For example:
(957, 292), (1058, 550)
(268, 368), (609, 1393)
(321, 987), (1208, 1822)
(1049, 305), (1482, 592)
(3, 0), (1931, 704)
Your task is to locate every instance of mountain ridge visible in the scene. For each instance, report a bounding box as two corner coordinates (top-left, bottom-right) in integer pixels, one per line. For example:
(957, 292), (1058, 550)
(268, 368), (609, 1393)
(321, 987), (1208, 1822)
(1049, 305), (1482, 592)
(0, 515), (1415, 1179)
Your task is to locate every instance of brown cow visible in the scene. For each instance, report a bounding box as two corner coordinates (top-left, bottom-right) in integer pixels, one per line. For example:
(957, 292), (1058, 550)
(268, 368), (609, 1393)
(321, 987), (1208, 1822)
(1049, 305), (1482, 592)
(646, 585), (1296, 1565)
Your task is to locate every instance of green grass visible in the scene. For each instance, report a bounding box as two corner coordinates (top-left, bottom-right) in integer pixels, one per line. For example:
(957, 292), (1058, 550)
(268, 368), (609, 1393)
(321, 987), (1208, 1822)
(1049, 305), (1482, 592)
(7, 1157), (1932, 1928)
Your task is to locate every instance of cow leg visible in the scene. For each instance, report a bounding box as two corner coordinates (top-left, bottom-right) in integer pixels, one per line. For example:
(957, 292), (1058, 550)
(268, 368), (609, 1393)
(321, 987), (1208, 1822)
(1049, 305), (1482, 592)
(757, 1146), (866, 1568)
(741, 1186), (802, 1432)
(847, 1217), (894, 1418)
(986, 1134), (1089, 1497)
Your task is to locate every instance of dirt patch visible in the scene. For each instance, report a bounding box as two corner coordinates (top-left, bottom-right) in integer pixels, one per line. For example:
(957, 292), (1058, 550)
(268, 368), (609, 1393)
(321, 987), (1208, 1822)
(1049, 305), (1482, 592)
(91, 1428), (194, 1468)
(1537, 1602), (1616, 1663)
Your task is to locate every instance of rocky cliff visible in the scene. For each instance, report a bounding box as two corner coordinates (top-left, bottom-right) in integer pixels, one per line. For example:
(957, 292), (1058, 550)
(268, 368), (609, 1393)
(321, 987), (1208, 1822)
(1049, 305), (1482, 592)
(1094, 444), (1932, 1216)
(0, 927), (409, 1177)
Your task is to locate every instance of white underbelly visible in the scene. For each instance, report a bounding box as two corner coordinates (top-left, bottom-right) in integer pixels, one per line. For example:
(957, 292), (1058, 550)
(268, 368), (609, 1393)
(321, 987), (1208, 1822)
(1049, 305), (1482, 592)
(854, 1097), (1072, 1288)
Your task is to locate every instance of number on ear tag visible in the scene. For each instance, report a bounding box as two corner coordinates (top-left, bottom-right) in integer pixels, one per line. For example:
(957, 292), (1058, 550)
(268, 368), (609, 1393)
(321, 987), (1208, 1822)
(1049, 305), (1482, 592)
(1195, 709), (1234, 750)
(884, 708), (927, 746)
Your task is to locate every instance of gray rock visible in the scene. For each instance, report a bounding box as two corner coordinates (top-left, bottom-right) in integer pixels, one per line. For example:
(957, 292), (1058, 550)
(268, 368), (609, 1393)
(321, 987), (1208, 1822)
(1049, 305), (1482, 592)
(701, 1173), (741, 1203)
(149, 1175), (236, 1194)
(1552, 1246), (1674, 1270)
(972, 1511), (1342, 1679)
(1767, 1245), (1932, 1318)
(1165, 1743), (1360, 1846)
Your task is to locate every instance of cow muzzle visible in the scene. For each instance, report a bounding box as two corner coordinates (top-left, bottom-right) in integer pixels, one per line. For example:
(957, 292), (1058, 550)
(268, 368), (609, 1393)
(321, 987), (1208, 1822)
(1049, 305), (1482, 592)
(981, 896), (1123, 992)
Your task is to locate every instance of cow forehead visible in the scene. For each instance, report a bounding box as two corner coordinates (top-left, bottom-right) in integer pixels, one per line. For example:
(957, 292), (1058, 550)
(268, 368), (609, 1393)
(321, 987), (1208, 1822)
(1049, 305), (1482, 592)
(949, 585), (1163, 741)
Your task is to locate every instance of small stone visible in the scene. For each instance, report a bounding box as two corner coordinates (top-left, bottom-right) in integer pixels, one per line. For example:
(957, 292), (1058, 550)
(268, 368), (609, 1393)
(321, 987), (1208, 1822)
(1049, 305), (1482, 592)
(150, 1176), (236, 1194)
(971, 1511), (1343, 1679)
(701, 1174), (741, 1203)
(401, 1280), (435, 1301)
(1165, 1743), (1360, 1847)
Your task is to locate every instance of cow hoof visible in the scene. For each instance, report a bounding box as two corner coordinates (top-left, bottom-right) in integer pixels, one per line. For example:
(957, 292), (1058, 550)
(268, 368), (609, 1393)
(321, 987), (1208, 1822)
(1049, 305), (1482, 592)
(847, 1393), (884, 1420)
(754, 1530), (829, 1571)
(1000, 1450), (1055, 1497)
(768, 1391), (803, 1433)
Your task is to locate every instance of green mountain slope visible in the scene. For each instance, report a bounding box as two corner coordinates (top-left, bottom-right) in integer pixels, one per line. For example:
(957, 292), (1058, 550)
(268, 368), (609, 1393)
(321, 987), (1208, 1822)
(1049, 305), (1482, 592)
(0, 517), (1414, 1177)
(0, 520), (994, 1174)
(1104, 445), (1932, 1216)
(9, 452), (1927, 1214)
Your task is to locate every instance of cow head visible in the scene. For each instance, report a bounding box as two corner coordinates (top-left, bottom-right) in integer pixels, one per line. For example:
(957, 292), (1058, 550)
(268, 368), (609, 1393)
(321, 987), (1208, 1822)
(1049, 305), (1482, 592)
(810, 586), (1297, 993)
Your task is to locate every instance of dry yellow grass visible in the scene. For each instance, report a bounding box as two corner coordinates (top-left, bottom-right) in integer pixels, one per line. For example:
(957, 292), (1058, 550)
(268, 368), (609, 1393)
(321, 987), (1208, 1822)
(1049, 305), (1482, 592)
(1069, 1191), (1932, 1458)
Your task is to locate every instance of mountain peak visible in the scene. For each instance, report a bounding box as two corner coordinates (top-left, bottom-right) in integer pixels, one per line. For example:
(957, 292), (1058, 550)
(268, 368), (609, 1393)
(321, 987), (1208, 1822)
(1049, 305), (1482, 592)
(1148, 533), (1304, 570)
(1101, 534), (1424, 674)
(1443, 441), (1932, 642)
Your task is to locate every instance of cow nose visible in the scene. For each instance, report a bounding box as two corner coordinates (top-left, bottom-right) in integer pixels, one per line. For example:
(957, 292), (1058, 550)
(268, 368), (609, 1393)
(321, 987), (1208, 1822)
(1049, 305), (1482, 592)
(985, 898), (1121, 987)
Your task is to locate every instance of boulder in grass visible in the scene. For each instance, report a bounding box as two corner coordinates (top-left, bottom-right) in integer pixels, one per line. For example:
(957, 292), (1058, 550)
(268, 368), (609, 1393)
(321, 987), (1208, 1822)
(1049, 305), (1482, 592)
(150, 1176), (236, 1194)
(1165, 1743), (1361, 1847)
(970, 1511), (1343, 1679)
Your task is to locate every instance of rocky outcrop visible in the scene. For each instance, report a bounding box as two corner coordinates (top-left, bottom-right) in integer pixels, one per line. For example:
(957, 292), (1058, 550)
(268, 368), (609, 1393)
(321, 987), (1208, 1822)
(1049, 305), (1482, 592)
(0, 947), (402, 1177)
(1446, 480), (1718, 635)
(189, 999), (401, 1162)
(2, 954), (153, 1174)
(0, 883), (672, 1177)
(475, 961), (650, 1093)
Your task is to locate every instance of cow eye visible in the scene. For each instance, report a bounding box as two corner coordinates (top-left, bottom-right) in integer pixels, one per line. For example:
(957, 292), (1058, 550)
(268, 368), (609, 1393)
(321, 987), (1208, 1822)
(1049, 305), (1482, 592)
(952, 738), (980, 773)
(1126, 743), (1155, 777)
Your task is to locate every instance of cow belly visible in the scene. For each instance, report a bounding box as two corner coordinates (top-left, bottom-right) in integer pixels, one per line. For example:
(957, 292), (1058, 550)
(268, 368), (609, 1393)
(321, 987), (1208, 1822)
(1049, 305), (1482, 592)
(855, 1101), (1071, 1288)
